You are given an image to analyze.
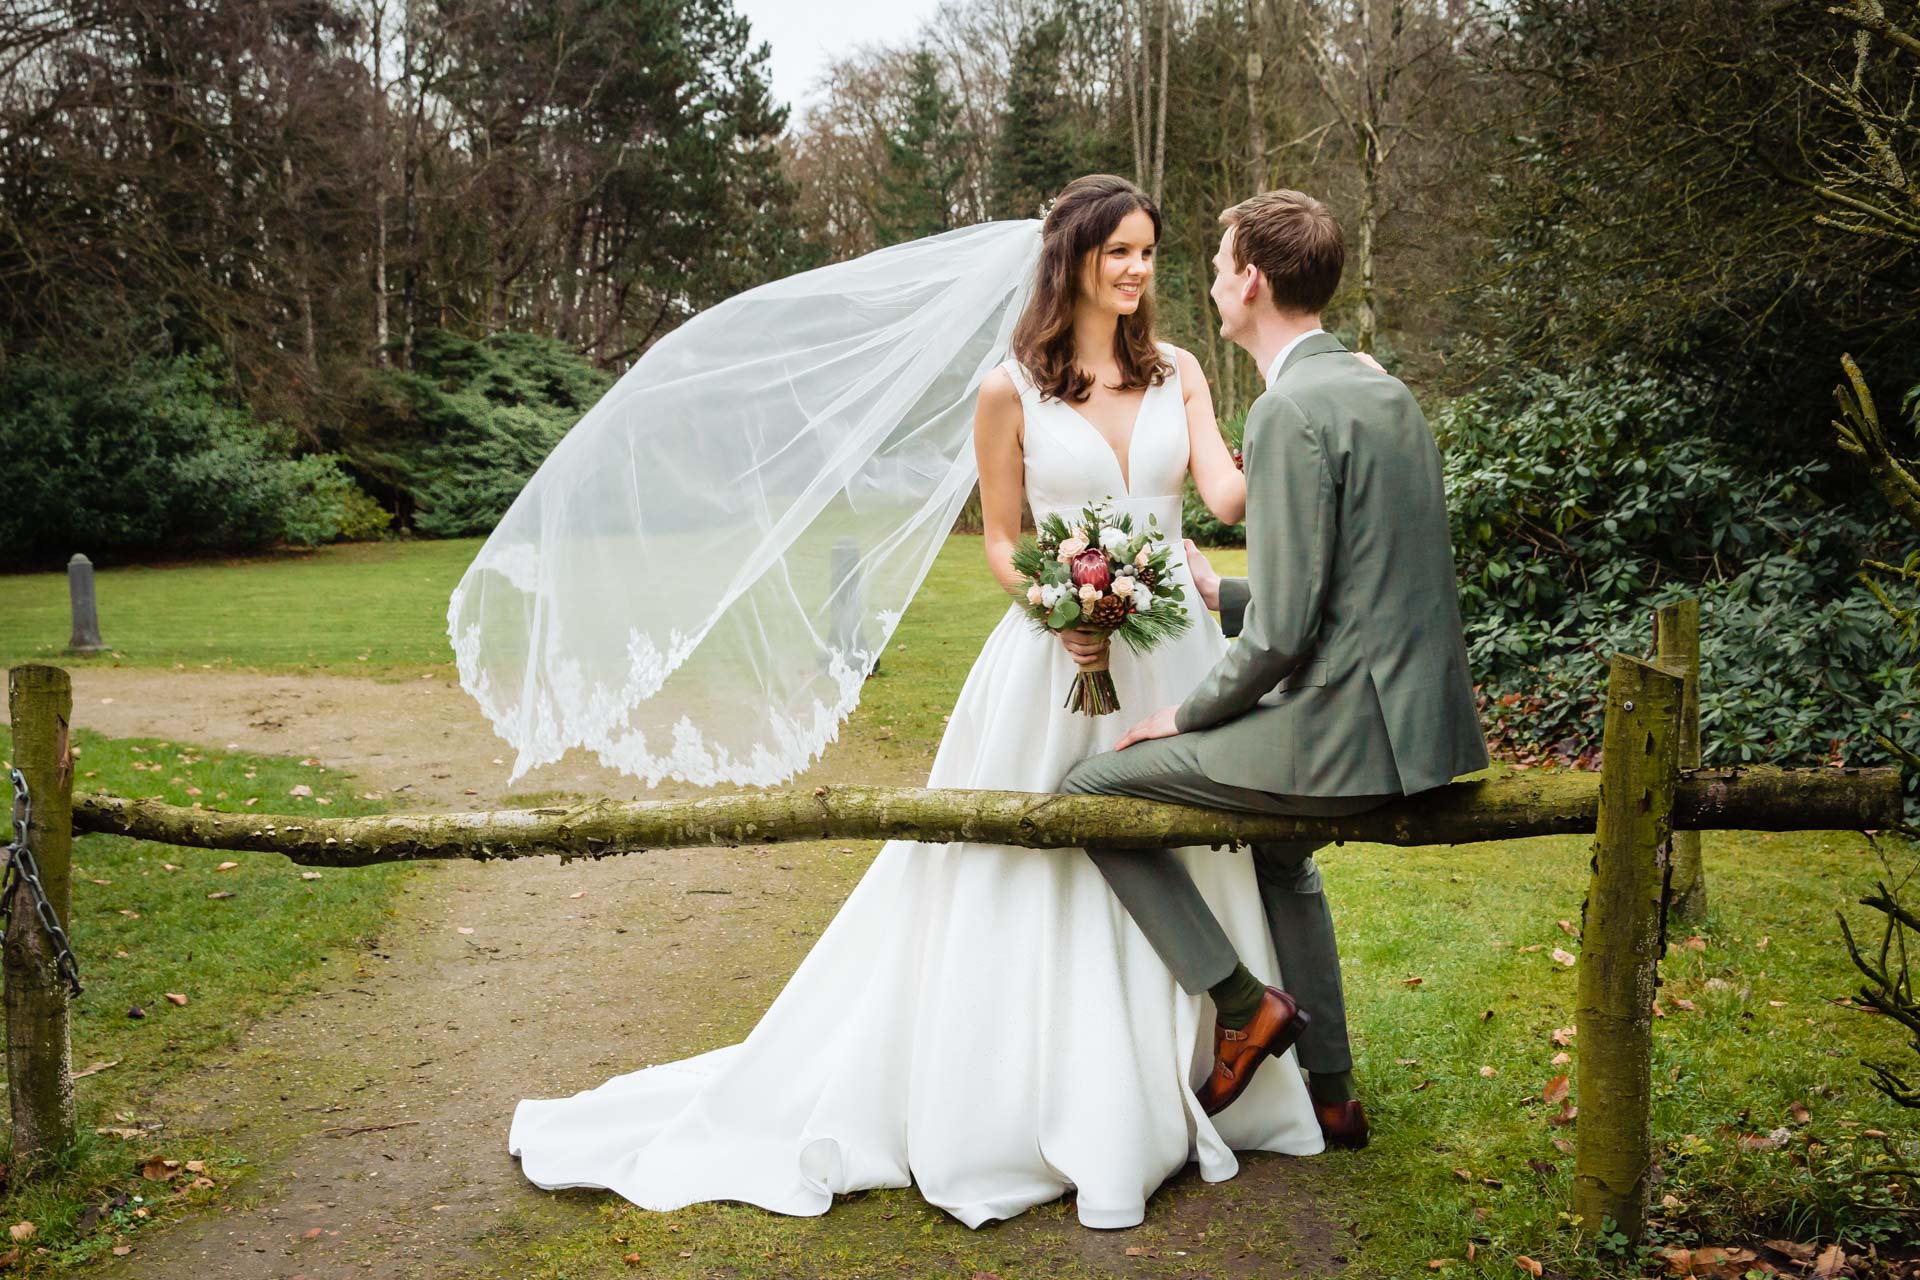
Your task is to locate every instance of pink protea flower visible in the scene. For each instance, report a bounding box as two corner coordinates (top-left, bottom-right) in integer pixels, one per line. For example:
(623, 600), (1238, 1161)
(1070, 549), (1111, 591)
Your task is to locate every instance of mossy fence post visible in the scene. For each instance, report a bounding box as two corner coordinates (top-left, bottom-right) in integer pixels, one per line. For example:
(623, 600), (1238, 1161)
(1654, 600), (1706, 921)
(1573, 654), (1684, 1245)
(5, 664), (78, 1169)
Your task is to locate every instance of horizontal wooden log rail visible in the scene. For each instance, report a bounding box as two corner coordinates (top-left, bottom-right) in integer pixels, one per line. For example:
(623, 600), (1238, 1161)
(70, 764), (1901, 868)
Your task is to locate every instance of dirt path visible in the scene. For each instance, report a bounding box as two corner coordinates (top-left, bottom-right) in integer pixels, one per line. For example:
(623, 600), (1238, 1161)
(16, 669), (1349, 1279)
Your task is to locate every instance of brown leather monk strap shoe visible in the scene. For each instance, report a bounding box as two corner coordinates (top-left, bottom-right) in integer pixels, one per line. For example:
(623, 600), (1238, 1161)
(1313, 1098), (1370, 1149)
(1196, 987), (1310, 1116)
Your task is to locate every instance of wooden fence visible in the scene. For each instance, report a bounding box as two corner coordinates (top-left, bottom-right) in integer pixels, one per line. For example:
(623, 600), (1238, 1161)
(0, 602), (1903, 1246)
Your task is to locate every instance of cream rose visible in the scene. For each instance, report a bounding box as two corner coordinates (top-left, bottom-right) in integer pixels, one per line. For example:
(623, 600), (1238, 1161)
(1078, 582), (1100, 603)
(1026, 582), (1044, 605)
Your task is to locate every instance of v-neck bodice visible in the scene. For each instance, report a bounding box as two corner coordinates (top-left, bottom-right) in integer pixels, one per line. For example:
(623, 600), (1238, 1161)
(1002, 344), (1190, 529)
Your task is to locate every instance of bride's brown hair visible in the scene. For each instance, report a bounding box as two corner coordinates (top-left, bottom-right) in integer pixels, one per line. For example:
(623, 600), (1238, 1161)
(1010, 174), (1172, 404)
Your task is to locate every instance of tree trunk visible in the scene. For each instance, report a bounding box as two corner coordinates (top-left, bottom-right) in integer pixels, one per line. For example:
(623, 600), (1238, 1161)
(1357, 132), (1380, 352)
(5, 666), (76, 1173)
(69, 766), (1899, 869)
(1152, 0), (1171, 205)
(1655, 600), (1707, 921)
(1574, 654), (1684, 1245)
(1245, 0), (1267, 190)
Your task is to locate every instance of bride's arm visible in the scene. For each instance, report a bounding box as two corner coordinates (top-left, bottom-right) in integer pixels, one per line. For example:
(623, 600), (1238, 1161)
(1176, 348), (1247, 526)
(973, 367), (1030, 596)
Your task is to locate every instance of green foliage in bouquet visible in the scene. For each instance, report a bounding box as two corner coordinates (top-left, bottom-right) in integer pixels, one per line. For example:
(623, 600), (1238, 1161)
(1009, 503), (1191, 650)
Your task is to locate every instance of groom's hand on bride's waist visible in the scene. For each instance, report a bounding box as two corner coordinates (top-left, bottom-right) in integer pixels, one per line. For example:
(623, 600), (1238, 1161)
(1114, 706), (1180, 751)
(1182, 539), (1222, 612)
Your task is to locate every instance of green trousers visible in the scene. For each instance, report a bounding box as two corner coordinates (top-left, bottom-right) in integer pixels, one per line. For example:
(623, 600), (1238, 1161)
(1060, 733), (1396, 1076)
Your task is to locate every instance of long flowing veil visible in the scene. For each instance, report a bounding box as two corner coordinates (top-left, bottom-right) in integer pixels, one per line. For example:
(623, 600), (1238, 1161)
(447, 220), (1044, 788)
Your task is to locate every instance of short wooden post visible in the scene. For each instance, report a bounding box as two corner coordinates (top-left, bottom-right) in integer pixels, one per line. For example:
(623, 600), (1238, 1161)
(5, 665), (77, 1170)
(1653, 600), (1704, 921)
(1573, 654), (1683, 1245)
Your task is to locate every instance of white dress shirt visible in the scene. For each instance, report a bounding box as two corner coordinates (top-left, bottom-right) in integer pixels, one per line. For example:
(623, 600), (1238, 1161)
(1263, 327), (1327, 390)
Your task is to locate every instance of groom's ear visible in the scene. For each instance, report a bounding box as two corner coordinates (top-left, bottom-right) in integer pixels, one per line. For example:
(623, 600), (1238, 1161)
(1239, 264), (1265, 308)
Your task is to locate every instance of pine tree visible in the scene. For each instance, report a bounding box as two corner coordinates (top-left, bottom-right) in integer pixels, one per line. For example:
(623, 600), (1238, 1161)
(991, 15), (1077, 220)
(873, 49), (972, 244)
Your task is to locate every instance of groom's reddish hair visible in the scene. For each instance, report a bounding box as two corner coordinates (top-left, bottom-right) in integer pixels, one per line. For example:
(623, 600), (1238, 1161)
(1220, 191), (1344, 314)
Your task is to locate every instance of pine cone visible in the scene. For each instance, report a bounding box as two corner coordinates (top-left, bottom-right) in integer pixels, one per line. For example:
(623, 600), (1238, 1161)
(1087, 594), (1128, 629)
(1134, 565), (1159, 590)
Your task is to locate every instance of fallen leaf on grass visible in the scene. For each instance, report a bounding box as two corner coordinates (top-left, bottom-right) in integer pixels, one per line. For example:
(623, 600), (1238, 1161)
(1738, 1130), (1787, 1152)
(1396, 1057), (1421, 1066)
(1557, 919), (1578, 936)
(1480, 1065), (1498, 1078)
(289, 785), (311, 798)
(141, 1158), (179, 1181)
(118, 909), (139, 919)
(1550, 948), (1576, 968)
(1548, 1102), (1577, 1127)
(1402, 976), (1425, 988)
(1542, 1075), (1570, 1105)
(1124, 1247), (1151, 1257)
(1790, 1102), (1811, 1125)
(1550, 1137), (1573, 1154)
(7, 1223), (32, 1243)
(303, 1227), (323, 1239)
(1815, 1244), (1846, 1277)
(1515, 1257), (1543, 1277)
(1429, 1261), (1453, 1270)
(206, 891), (234, 900)
(111, 1246), (132, 1256)
(1527, 1159), (1556, 1178)
(1551, 1051), (1571, 1066)
(1685, 935), (1707, 952)
(72, 1060), (118, 1080)
(623, 1254), (642, 1266)
(215, 861), (239, 872)
(1673, 998), (1697, 1011)
(1765, 1240), (1816, 1262)
(301, 872), (322, 881)
(164, 993), (187, 1006)
(185, 1160), (204, 1173)
(1453, 1168), (1472, 1182)
(1551, 1026), (1576, 1046)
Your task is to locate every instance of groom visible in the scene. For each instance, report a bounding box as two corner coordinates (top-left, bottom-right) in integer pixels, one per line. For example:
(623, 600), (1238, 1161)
(1061, 190), (1487, 1147)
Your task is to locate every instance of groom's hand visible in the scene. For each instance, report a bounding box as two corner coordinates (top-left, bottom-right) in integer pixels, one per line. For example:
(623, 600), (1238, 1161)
(1182, 539), (1222, 612)
(1114, 705), (1180, 751)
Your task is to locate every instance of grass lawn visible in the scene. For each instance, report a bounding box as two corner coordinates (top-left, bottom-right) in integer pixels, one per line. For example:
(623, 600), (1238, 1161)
(1, 536), (1915, 1277)
(0, 725), (407, 1267)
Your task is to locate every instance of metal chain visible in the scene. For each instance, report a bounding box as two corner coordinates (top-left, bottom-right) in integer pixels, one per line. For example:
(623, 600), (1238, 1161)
(3, 768), (83, 997)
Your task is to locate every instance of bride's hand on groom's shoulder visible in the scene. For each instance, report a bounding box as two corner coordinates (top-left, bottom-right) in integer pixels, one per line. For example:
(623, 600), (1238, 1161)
(1182, 539), (1221, 612)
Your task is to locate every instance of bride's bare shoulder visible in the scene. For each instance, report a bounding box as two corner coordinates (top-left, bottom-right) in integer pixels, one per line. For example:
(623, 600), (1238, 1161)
(1164, 345), (1206, 394)
(974, 366), (1025, 447)
(976, 366), (1022, 418)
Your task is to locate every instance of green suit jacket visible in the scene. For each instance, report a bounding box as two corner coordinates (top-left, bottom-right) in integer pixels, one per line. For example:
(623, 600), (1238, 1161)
(1174, 333), (1488, 796)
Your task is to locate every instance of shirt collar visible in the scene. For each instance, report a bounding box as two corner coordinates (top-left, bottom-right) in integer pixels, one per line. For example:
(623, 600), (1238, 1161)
(1264, 327), (1327, 389)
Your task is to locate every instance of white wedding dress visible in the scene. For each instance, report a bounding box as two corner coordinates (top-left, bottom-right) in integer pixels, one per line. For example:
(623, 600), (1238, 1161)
(508, 345), (1324, 1229)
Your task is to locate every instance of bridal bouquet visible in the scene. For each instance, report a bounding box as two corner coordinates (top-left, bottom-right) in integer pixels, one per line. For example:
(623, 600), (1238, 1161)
(1011, 502), (1192, 715)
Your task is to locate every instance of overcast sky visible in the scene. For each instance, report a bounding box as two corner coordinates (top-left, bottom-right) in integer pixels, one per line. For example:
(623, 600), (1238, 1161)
(734, 0), (948, 113)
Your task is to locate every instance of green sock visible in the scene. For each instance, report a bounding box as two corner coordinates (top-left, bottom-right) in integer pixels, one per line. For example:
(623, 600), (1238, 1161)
(1308, 1070), (1355, 1105)
(1209, 963), (1267, 1030)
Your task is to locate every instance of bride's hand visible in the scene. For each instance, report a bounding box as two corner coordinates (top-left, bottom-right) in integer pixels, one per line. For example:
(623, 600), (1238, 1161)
(1059, 627), (1108, 669)
(1353, 350), (1386, 374)
(1182, 539), (1222, 612)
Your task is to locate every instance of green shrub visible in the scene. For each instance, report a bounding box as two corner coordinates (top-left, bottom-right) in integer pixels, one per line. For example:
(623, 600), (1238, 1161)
(343, 330), (612, 538)
(0, 353), (381, 564)
(1436, 366), (1913, 770)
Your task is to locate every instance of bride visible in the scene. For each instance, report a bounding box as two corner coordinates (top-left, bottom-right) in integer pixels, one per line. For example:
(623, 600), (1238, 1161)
(485, 175), (1345, 1229)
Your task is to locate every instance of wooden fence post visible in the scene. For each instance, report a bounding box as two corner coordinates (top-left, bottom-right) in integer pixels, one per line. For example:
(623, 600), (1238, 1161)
(1573, 653), (1684, 1245)
(1654, 600), (1705, 921)
(5, 665), (77, 1170)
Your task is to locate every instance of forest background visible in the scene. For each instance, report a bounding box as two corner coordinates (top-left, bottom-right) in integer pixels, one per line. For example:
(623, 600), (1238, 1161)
(2, 0), (1916, 773)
